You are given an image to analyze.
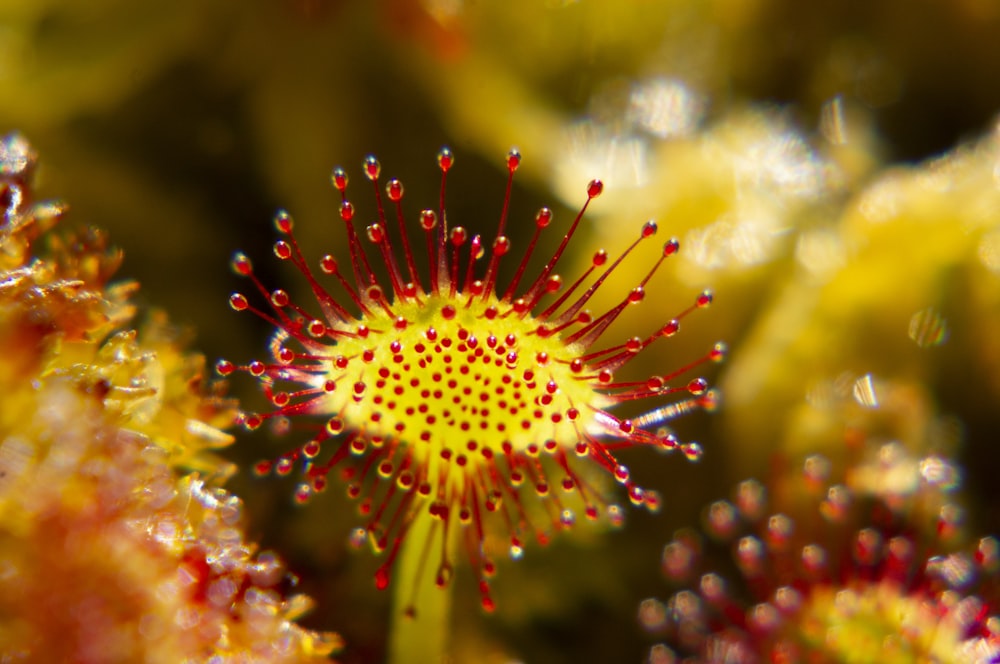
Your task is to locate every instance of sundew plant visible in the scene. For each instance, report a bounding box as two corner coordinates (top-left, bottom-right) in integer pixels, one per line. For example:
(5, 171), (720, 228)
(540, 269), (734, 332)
(221, 148), (722, 661)
(4, 2), (1000, 662)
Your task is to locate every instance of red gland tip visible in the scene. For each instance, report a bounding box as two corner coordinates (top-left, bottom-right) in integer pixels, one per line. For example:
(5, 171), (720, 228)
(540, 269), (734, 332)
(687, 378), (708, 395)
(663, 238), (680, 256)
(535, 207), (552, 227)
(231, 252), (252, 276)
(367, 223), (385, 244)
(587, 179), (604, 198)
(331, 167), (348, 192)
(319, 255), (338, 274)
(493, 235), (510, 255)
(274, 210), (293, 234)
(229, 293), (249, 311)
(270, 289), (289, 307)
(339, 200), (355, 221)
(273, 241), (292, 260)
(506, 149), (521, 172)
(437, 147), (454, 172)
(387, 178), (404, 202)
(419, 210), (437, 230)
(364, 155), (380, 181)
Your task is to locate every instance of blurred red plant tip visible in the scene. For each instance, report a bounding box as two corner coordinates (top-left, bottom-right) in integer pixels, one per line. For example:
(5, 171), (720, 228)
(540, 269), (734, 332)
(646, 450), (1000, 662)
(220, 148), (722, 612)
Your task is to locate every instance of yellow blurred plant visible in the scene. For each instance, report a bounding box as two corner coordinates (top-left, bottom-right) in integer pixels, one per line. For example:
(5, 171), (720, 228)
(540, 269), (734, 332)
(723, 119), (1000, 475)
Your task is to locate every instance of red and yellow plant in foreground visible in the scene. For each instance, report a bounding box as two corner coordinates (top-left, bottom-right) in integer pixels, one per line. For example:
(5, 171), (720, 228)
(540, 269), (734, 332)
(221, 148), (722, 612)
(0, 133), (339, 662)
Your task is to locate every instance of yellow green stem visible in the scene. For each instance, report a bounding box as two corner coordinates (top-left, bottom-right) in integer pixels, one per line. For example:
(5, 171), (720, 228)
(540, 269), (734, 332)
(387, 513), (452, 664)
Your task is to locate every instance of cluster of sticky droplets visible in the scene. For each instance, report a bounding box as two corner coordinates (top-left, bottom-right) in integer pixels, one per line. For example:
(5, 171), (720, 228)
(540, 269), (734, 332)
(642, 450), (1000, 662)
(220, 148), (722, 613)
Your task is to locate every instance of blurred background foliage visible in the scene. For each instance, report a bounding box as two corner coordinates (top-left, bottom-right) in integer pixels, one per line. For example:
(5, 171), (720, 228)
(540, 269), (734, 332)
(3, 1), (1000, 662)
